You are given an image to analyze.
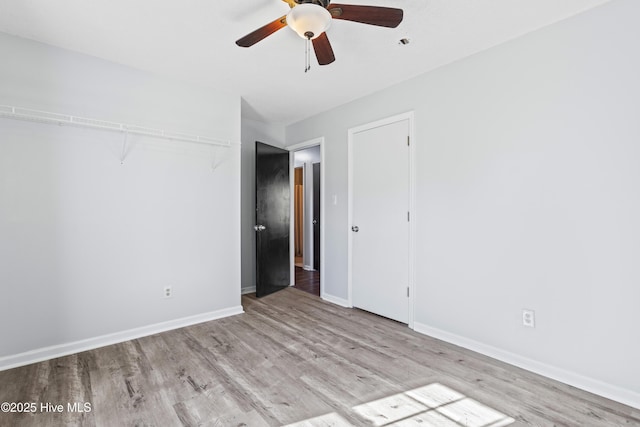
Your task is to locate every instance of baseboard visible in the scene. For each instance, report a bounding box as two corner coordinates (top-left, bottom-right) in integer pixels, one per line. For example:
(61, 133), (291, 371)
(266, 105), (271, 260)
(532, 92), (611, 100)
(303, 265), (315, 271)
(413, 321), (640, 410)
(241, 286), (256, 295)
(321, 293), (351, 308)
(0, 305), (245, 372)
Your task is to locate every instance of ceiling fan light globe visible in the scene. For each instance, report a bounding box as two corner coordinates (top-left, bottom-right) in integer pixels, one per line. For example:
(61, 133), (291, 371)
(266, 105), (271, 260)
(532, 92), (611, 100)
(286, 3), (332, 40)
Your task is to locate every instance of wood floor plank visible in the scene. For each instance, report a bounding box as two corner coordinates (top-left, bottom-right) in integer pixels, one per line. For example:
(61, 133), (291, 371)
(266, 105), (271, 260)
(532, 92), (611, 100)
(1, 287), (638, 426)
(294, 267), (320, 296)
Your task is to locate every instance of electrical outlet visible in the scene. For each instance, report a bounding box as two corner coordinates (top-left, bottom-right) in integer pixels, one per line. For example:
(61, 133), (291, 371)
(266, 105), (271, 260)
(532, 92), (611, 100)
(164, 286), (172, 298)
(522, 309), (535, 328)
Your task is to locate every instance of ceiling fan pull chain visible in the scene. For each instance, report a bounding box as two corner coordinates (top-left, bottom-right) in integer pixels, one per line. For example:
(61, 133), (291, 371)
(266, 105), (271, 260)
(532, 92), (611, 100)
(305, 37), (311, 73)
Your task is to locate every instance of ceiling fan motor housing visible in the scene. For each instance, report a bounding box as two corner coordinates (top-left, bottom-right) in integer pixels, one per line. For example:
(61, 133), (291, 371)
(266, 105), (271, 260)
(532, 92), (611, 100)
(296, 0), (331, 8)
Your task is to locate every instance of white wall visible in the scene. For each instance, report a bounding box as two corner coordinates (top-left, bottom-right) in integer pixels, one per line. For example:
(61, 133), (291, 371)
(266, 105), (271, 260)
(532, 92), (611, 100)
(286, 0), (640, 407)
(0, 33), (242, 364)
(240, 117), (285, 293)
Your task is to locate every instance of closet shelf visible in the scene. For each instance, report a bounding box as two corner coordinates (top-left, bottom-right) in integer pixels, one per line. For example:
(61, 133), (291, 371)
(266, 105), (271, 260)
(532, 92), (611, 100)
(0, 105), (230, 147)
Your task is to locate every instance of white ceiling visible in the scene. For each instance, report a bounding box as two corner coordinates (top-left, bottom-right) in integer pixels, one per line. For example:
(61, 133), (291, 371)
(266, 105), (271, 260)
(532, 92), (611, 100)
(0, 0), (610, 125)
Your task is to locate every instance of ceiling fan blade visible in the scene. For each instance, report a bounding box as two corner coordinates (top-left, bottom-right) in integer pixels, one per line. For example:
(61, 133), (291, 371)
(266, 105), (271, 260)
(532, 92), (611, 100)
(327, 4), (403, 28)
(235, 16), (288, 47)
(312, 32), (336, 65)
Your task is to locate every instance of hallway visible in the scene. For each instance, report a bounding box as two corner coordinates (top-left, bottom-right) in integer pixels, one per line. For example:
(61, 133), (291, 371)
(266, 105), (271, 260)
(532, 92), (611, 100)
(294, 266), (319, 296)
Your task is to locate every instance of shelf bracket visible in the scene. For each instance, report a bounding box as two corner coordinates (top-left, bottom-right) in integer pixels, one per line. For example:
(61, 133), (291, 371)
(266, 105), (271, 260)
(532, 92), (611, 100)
(211, 145), (225, 172)
(120, 131), (130, 164)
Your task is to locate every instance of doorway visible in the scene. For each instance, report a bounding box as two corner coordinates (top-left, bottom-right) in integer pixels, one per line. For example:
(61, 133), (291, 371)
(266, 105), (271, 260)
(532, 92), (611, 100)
(289, 139), (325, 297)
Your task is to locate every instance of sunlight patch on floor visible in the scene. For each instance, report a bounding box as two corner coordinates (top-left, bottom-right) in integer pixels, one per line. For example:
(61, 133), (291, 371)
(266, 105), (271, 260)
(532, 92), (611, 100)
(285, 383), (515, 427)
(353, 392), (426, 425)
(283, 412), (352, 426)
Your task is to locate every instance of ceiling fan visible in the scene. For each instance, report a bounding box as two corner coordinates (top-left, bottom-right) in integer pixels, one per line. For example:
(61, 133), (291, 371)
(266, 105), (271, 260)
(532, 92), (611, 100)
(235, 0), (404, 67)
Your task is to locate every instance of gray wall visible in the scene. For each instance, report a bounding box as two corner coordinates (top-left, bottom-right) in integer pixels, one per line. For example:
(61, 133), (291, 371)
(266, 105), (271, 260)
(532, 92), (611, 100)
(0, 33), (242, 360)
(286, 0), (639, 406)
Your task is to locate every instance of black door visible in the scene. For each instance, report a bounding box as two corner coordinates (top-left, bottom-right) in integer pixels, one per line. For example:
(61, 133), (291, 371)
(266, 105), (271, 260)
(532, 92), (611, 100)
(313, 162), (321, 271)
(255, 141), (290, 297)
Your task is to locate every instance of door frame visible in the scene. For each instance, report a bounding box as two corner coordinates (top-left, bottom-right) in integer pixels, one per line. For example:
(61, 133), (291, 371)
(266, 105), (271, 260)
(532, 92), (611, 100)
(347, 112), (416, 329)
(288, 137), (325, 297)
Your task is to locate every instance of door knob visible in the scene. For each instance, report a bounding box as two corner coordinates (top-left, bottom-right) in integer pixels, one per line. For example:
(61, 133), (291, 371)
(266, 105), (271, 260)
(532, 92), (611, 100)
(254, 225), (266, 231)
(313, 219), (318, 225)
(351, 226), (359, 232)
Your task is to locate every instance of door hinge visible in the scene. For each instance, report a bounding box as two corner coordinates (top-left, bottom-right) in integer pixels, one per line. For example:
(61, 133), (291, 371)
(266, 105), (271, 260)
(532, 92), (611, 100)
(407, 287), (410, 297)
(407, 136), (410, 146)
(407, 211), (410, 222)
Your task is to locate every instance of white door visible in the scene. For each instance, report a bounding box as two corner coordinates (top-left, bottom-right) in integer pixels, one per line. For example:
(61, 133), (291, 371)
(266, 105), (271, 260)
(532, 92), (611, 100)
(350, 118), (410, 323)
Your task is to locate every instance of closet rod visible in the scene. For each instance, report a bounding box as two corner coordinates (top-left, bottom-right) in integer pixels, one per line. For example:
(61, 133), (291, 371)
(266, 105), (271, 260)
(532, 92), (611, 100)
(0, 105), (230, 147)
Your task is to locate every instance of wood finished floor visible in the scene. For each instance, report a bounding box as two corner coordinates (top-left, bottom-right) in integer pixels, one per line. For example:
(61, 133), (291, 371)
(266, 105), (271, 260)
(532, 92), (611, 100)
(1, 288), (638, 426)
(294, 266), (320, 296)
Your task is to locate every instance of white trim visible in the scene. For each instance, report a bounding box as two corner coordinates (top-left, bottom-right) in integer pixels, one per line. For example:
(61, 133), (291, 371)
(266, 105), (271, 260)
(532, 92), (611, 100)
(407, 114), (417, 329)
(288, 138), (324, 152)
(288, 137), (325, 297)
(347, 133), (354, 307)
(0, 306), (244, 372)
(302, 265), (315, 271)
(347, 111), (416, 328)
(241, 286), (256, 295)
(413, 322), (640, 410)
(321, 293), (351, 308)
